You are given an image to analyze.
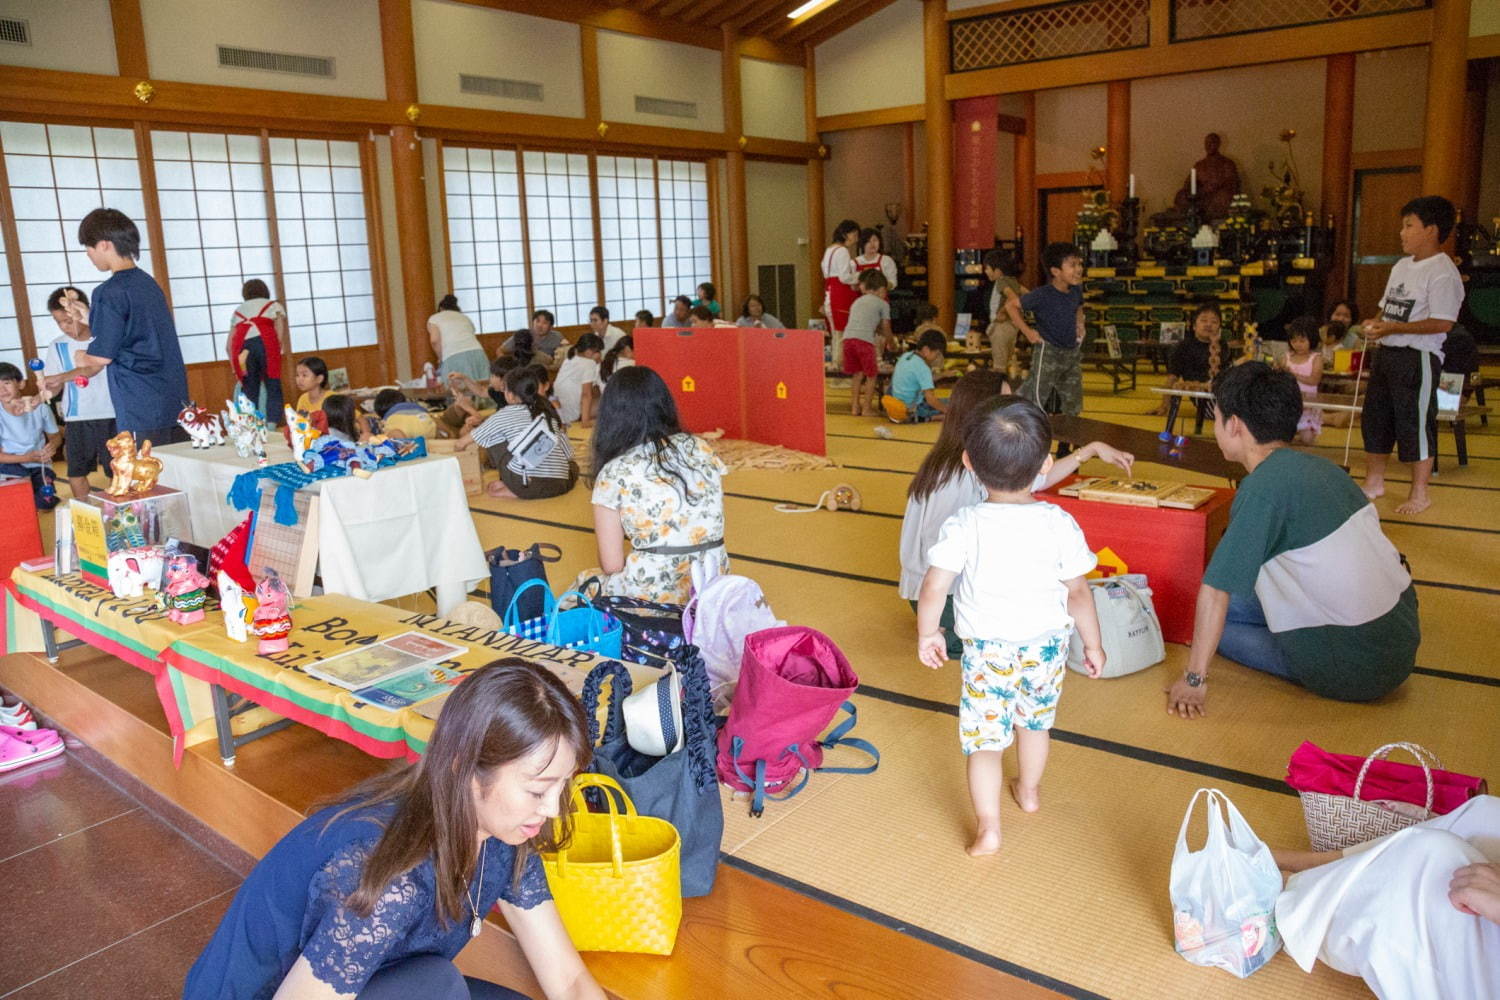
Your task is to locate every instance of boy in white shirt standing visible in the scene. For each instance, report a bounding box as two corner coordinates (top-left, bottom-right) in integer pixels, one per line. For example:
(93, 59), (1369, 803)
(40, 286), (116, 500)
(1359, 196), (1465, 516)
(917, 397), (1104, 856)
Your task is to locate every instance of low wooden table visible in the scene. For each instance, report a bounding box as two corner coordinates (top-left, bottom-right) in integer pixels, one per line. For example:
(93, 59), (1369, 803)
(1050, 414), (1244, 483)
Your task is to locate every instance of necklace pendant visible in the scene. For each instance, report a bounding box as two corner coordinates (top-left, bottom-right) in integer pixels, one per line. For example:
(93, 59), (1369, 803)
(470, 915), (483, 938)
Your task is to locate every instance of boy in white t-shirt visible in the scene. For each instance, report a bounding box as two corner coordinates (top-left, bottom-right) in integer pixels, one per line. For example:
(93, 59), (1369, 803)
(39, 286), (116, 500)
(1359, 195), (1465, 516)
(917, 396), (1104, 857)
(588, 306), (628, 353)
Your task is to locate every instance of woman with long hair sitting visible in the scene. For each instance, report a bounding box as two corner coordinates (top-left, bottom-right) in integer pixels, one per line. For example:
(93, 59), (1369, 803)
(184, 660), (605, 1000)
(585, 366), (727, 603)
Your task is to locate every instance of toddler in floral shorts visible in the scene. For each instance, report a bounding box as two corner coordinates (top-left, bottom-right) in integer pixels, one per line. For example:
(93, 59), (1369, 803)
(916, 396), (1105, 856)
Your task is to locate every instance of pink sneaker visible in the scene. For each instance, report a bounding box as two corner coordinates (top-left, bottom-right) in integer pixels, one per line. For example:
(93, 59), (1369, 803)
(0, 731), (64, 772)
(0, 698), (36, 730)
(0, 725), (60, 748)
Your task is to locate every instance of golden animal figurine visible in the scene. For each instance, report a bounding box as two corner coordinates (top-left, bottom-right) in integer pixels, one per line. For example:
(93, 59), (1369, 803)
(104, 431), (164, 496)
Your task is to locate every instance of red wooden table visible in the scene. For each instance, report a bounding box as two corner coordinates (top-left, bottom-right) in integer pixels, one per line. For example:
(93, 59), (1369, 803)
(1041, 478), (1234, 644)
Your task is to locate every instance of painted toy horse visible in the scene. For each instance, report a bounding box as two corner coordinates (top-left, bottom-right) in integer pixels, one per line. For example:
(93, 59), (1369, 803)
(177, 403), (225, 449)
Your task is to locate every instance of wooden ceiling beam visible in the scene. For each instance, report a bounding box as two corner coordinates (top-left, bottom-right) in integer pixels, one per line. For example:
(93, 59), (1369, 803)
(655, 0), (704, 19)
(741, 1), (798, 37)
(447, 0), (711, 50)
(698, 0), (760, 25)
(787, 0), (896, 46)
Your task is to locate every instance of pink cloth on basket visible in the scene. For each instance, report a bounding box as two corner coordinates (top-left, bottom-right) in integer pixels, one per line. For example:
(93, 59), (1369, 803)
(1285, 741), (1487, 815)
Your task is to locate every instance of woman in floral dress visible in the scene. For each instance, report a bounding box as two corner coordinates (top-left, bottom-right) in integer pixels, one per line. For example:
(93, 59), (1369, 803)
(585, 366), (727, 604)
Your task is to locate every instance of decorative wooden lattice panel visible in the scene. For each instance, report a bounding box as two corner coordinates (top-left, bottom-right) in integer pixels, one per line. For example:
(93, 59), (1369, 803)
(950, 0), (1150, 72)
(1171, 0), (1428, 41)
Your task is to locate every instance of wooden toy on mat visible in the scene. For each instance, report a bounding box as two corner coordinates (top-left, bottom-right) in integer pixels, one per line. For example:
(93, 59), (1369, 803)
(1062, 477), (1215, 510)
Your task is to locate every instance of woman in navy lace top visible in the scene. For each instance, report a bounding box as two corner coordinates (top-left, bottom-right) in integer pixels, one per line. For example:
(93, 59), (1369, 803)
(184, 660), (605, 1000)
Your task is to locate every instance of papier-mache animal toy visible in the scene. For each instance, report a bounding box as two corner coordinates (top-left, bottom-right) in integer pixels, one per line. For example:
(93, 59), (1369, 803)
(107, 547), (164, 598)
(177, 403), (225, 449)
(162, 554), (211, 625)
(222, 393), (269, 465)
(217, 569), (257, 642)
(104, 431), (164, 496)
(250, 568), (293, 653)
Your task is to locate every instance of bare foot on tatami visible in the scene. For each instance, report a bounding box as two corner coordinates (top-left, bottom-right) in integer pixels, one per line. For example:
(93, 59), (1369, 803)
(1394, 495), (1432, 515)
(967, 825), (1002, 856)
(1361, 481), (1385, 501)
(1009, 779), (1041, 813)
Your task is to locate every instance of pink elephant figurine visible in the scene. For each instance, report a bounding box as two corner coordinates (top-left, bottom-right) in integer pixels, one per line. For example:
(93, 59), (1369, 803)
(163, 554), (210, 625)
(250, 569), (293, 654)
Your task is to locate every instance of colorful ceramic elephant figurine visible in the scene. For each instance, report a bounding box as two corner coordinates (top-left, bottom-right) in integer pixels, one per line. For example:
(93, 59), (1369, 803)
(162, 554), (210, 624)
(250, 569), (293, 654)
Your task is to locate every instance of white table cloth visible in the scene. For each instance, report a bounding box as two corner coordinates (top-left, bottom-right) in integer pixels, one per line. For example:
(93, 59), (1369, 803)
(154, 442), (487, 612)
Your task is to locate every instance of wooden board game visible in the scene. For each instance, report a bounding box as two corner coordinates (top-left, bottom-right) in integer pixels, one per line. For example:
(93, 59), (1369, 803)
(1062, 477), (1215, 510)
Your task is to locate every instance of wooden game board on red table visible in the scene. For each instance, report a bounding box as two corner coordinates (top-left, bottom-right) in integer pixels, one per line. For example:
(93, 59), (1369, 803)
(1040, 475), (1235, 645)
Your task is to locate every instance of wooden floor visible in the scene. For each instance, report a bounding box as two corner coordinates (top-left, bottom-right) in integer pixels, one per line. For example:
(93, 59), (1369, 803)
(4, 361), (1497, 999)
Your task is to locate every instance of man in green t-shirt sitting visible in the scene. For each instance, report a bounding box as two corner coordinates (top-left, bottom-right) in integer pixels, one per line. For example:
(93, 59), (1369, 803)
(1167, 363), (1418, 718)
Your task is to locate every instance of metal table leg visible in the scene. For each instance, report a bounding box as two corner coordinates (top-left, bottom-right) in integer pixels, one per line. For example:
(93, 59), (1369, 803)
(210, 683), (237, 767)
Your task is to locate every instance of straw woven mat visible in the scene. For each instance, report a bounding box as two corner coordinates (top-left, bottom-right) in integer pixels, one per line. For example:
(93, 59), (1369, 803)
(461, 366), (1499, 999)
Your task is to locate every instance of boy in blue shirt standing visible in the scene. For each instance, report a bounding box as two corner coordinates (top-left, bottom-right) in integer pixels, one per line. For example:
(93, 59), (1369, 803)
(65, 208), (190, 445)
(886, 329), (949, 422)
(1005, 242), (1086, 415)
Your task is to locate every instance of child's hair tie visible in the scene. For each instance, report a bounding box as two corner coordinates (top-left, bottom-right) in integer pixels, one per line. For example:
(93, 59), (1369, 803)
(774, 484), (862, 514)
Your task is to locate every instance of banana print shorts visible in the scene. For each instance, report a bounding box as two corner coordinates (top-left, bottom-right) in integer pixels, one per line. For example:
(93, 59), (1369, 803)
(957, 629), (1070, 754)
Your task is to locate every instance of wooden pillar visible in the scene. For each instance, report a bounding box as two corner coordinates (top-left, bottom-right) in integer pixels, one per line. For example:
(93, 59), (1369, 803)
(108, 0), (149, 79)
(1420, 0), (1471, 200)
(901, 122), (916, 231)
(1458, 61), (1487, 224)
(378, 0), (435, 377)
(723, 26), (749, 309)
(1321, 53), (1355, 304)
(1105, 80), (1130, 204)
(923, 0), (953, 324)
(805, 43), (825, 323)
(1014, 92), (1037, 275)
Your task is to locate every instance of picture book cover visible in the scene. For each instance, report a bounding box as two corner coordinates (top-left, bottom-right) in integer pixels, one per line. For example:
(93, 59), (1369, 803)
(305, 631), (465, 691)
(356, 664), (466, 710)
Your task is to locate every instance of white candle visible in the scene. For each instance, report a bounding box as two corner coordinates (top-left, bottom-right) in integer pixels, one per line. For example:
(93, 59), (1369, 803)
(1129, 174), (1135, 198)
(1190, 168), (1197, 196)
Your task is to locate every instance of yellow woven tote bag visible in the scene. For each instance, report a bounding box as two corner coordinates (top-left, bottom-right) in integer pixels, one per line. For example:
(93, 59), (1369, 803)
(542, 773), (682, 954)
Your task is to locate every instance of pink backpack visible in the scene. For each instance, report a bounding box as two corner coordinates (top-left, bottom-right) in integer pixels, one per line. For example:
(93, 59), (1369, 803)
(682, 574), (783, 712)
(715, 626), (879, 817)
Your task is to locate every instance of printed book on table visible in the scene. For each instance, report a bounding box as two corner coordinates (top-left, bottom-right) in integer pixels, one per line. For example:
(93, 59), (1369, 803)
(305, 631), (466, 691)
(355, 664), (466, 709)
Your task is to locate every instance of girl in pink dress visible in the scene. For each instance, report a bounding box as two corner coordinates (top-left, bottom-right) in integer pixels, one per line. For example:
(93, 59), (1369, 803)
(1283, 317), (1323, 445)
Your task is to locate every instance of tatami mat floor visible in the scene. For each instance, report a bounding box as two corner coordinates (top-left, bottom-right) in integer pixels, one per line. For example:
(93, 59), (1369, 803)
(463, 364), (1500, 1000)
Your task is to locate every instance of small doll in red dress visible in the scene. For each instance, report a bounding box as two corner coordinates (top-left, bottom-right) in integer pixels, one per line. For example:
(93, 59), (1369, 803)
(250, 569), (293, 654)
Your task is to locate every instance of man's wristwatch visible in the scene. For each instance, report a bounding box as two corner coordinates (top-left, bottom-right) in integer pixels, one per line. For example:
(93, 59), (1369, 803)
(1184, 671), (1204, 688)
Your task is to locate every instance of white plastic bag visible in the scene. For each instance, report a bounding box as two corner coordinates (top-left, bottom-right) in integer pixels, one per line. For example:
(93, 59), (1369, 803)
(1170, 788), (1283, 978)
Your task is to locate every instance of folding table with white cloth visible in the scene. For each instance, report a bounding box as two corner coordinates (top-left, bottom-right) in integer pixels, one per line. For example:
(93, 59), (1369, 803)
(154, 441), (486, 613)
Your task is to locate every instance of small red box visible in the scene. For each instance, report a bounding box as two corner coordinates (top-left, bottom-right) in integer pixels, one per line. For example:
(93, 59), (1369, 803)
(1041, 479), (1235, 645)
(0, 477), (44, 581)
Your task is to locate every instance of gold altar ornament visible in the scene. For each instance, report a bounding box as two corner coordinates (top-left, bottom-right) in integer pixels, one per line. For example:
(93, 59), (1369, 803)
(404, 104), (421, 123)
(133, 81), (155, 103)
(596, 121), (610, 138)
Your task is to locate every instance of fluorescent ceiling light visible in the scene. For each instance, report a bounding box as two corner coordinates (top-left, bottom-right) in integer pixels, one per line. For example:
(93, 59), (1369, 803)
(787, 0), (836, 18)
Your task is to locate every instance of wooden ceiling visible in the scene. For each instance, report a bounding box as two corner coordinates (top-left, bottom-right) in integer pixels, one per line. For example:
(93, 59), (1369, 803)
(603, 0), (900, 47)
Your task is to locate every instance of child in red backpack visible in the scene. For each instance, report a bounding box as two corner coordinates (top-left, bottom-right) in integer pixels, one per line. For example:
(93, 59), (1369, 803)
(229, 279), (289, 425)
(916, 396), (1104, 856)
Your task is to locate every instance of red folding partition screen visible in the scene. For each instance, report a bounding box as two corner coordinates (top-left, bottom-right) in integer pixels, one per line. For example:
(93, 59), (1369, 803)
(632, 328), (826, 455)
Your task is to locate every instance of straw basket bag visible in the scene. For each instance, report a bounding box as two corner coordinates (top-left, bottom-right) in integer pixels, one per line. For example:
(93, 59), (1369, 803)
(1298, 742), (1440, 851)
(542, 773), (682, 954)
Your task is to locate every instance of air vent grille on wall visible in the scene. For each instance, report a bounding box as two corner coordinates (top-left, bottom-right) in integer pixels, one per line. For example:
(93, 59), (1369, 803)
(217, 45), (335, 78)
(0, 17), (30, 46)
(459, 74), (543, 101)
(635, 96), (697, 119)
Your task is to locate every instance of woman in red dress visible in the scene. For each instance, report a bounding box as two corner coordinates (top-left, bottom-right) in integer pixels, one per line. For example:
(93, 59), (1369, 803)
(820, 220), (861, 345)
